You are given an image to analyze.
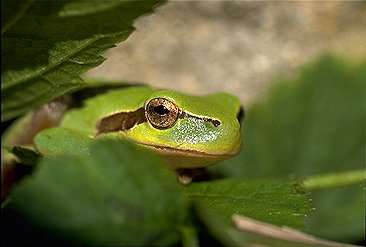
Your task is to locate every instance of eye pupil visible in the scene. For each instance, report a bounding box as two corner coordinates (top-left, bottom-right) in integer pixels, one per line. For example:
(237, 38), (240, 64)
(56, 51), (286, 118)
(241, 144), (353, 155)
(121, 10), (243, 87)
(154, 105), (170, 115)
(145, 98), (180, 129)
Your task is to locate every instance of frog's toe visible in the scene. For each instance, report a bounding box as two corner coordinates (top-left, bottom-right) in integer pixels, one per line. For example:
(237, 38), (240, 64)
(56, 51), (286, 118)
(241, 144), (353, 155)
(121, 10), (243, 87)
(176, 168), (211, 185)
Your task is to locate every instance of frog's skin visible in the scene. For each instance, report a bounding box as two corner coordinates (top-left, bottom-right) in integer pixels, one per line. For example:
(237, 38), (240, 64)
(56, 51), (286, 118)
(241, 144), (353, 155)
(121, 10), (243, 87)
(8, 86), (243, 184)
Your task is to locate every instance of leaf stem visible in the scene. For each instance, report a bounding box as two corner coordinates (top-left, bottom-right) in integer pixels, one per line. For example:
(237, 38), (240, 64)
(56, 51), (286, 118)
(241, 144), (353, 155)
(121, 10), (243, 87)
(302, 169), (365, 191)
(180, 225), (199, 247)
(1, 0), (33, 34)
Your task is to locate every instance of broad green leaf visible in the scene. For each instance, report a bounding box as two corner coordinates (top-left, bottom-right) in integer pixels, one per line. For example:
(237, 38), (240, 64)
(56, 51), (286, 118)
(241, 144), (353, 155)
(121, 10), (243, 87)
(7, 139), (189, 245)
(185, 179), (312, 229)
(1, 0), (165, 121)
(213, 55), (365, 242)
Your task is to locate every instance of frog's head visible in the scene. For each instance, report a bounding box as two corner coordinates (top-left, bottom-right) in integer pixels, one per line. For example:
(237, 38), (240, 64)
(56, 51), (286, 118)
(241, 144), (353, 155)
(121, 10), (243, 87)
(97, 89), (243, 169)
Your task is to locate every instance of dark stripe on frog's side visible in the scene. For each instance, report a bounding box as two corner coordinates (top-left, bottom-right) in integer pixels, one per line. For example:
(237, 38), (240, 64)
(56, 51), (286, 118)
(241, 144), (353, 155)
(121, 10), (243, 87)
(96, 108), (222, 135)
(179, 112), (221, 127)
(96, 107), (146, 135)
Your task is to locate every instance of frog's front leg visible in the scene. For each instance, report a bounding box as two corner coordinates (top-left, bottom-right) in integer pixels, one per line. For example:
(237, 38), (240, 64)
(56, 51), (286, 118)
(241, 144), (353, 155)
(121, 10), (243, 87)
(176, 168), (211, 185)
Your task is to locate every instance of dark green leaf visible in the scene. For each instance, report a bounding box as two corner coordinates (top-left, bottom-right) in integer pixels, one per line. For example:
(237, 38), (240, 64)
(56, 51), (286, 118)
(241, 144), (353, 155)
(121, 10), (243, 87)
(1, 0), (165, 121)
(213, 55), (365, 242)
(185, 179), (311, 229)
(8, 139), (189, 245)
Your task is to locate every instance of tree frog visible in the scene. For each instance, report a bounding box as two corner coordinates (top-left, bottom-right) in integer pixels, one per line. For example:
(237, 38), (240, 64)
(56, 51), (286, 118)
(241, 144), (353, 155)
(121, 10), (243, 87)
(4, 86), (243, 185)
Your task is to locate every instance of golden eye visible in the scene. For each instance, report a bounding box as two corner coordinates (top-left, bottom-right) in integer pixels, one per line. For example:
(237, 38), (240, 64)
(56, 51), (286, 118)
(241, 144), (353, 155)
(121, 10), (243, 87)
(145, 98), (180, 129)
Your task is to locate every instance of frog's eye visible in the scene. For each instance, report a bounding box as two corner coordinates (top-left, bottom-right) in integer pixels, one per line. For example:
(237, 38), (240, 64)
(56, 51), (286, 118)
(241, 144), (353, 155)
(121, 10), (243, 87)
(145, 98), (180, 129)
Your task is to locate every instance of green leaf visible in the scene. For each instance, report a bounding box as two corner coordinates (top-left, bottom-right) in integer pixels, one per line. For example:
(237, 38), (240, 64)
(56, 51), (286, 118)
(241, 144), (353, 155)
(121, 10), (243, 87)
(185, 179), (311, 229)
(1, 0), (165, 121)
(213, 55), (365, 242)
(8, 139), (189, 245)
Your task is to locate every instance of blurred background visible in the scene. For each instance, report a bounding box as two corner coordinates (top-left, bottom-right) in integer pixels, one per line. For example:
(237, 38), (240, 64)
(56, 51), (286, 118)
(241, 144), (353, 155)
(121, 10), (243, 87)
(85, 1), (366, 105)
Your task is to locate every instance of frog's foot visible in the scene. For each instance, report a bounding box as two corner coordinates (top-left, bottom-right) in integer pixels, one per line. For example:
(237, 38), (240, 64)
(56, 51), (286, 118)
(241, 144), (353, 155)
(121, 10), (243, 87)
(176, 168), (210, 185)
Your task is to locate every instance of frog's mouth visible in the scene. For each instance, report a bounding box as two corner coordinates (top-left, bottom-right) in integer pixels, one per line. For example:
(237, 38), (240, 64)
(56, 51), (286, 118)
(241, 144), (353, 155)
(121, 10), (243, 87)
(134, 141), (241, 170)
(145, 143), (228, 157)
